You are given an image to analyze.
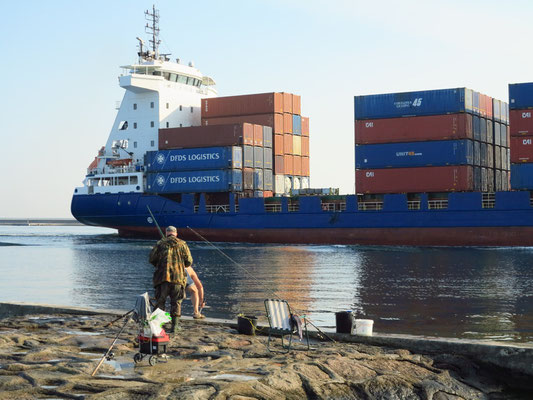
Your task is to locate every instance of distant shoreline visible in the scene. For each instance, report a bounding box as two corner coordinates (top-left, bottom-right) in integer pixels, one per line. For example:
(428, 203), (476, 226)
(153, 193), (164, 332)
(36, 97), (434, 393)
(0, 219), (83, 226)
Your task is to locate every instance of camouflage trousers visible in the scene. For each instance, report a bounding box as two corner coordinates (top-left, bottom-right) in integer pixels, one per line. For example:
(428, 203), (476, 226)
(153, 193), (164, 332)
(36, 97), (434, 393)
(154, 282), (185, 317)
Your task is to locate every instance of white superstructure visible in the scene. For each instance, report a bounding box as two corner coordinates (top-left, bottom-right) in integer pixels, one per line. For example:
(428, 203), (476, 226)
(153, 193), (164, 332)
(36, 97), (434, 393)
(74, 6), (216, 196)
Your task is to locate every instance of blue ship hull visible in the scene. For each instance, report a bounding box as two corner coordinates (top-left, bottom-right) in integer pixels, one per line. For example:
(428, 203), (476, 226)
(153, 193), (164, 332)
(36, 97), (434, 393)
(71, 191), (533, 246)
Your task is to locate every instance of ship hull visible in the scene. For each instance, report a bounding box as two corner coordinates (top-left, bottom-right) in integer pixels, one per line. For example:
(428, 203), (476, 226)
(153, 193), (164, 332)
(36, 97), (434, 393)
(71, 191), (533, 247)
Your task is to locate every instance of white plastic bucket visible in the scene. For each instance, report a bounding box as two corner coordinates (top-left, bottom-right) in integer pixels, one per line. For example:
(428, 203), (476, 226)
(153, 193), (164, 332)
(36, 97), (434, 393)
(354, 319), (374, 336)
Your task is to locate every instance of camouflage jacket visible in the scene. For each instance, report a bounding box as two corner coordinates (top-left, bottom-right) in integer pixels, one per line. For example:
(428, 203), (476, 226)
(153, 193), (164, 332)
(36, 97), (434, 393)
(149, 236), (193, 287)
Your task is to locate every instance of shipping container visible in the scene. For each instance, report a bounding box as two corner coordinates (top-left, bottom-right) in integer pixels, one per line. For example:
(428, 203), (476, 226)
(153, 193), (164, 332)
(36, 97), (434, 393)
(502, 147), (508, 170)
(283, 92), (293, 114)
(354, 88), (473, 120)
(300, 177), (310, 189)
(510, 136), (533, 162)
(474, 141), (481, 166)
(293, 114), (302, 135)
(146, 169), (242, 193)
(263, 147), (273, 169)
(253, 168), (263, 190)
(283, 134), (293, 154)
(201, 92), (283, 117)
(243, 145), (254, 168)
(481, 168), (488, 192)
(292, 94), (301, 115)
(480, 143), (487, 167)
(487, 144), (494, 169)
(264, 169), (273, 191)
(202, 113), (283, 134)
(354, 113), (473, 144)
(493, 99), (502, 122)
(509, 82), (533, 110)
(500, 124), (508, 147)
(284, 154), (294, 175)
(502, 102), (509, 124)
(302, 156), (310, 176)
(503, 171), (509, 190)
(293, 135), (302, 156)
(355, 166), (474, 194)
(486, 119), (493, 145)
(145, 146), (242, 172)
(510, 109), (533, 136)
(253, 146), (264, 168)
(274, 174), (285, 195)
(495, 169), (502, 191)
(480, 117), (487, 143)
(301, 116), (309, 136)
(293, 155), (302, 176)
(290, 176), (301, 191)
(495, 145), (502, 169)
(274, 155), (284, 174)
(355, 140), (473, 169)
(494, 122), (501, 146)
(274, 134), (284, 155)
(253, 124), (263, 146)
(301, 136), (310, 156)
(283, 113), (293, 134)
(263, 190), (273, 198)
(487, 168), (495, 192)
(254, 191), (264, 198)
(473, 91), (479, 115)
(511, 163), (533, 189)
(473, 116), (481, 141)
(473, 166), (481, 191)
(243, 167), (254, 190)
(159, 123), (253, 149)
(263, 126), (273, 148)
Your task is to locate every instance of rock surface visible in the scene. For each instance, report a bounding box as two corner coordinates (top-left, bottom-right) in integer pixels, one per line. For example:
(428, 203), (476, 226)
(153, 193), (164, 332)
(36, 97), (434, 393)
(0, 314), (528, 399)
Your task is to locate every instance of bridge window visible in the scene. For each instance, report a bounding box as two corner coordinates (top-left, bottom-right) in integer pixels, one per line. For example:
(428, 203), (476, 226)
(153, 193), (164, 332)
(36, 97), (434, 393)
(177, 75), (187, 84)
(150, 121), (154, 128)
(150, 102), (154, 109)
(166, 122), (169, 128)
(133, 103), (137, 110)
(133, 122), (137, 129)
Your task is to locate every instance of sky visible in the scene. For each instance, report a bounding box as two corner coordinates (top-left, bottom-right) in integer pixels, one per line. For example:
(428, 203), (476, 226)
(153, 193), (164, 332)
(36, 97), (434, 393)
(2, 0), (533, 218)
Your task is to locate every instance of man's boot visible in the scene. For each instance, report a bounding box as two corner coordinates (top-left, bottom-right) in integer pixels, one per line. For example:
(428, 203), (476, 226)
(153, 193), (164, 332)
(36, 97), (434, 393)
(169, 315), (178, 333)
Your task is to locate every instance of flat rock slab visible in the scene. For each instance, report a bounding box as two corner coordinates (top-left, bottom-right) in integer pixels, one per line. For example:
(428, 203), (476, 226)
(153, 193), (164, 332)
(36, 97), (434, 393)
(0, 313), (529, 399)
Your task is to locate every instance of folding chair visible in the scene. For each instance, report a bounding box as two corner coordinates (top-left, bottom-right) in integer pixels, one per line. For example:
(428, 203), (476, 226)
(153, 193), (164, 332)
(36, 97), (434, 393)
(264, 299), (309, 352)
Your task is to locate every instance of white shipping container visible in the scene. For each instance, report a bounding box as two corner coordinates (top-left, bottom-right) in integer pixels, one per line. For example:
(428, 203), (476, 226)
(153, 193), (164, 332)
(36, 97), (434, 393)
(300, 176), (310, 189)
(274, 174), (287, 195)
(291, 176), (301, 191)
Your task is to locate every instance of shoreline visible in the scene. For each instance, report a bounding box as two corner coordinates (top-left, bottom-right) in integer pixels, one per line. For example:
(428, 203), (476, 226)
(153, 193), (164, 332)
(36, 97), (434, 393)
(1, 301), (532, 398)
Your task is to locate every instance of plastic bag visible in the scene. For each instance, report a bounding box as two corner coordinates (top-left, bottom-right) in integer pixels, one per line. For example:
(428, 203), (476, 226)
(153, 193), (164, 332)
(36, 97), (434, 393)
(147, 308), (171, 336)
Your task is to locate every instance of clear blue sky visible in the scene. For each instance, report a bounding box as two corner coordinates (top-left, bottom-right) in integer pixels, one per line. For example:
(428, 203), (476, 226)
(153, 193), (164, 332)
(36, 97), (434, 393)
(2, 0), (533, 218)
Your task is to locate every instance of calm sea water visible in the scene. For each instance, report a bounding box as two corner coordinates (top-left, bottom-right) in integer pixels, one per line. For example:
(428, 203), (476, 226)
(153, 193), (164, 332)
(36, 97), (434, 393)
(1, 225), (532, 342)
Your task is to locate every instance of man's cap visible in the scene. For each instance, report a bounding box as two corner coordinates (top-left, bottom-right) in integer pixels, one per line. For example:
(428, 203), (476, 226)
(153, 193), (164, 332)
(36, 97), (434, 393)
(166, 226), (177, 233)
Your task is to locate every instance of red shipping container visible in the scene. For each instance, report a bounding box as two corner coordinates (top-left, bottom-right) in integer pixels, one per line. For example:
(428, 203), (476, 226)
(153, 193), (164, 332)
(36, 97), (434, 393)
(292, 94), (301, 115)
(301, 116), (309, 136)
(283, 113), (293, 134)
(355, 166), (474, 194)
(263, 191), (273, 198)
(274, 134), (284, 155)
(159, 123), (253, 149)
(293, 155), (302, 176)
(253, 124), (263, 146)
(201, 93), (283, 118)
(510, 109), (533, 136)
(284, 154), (294, 175)
(301, 156), (310, 176)
(301, 136), (310, 156)
(274, 155), (284, 174)
(510, 136), (533, 162)
(282, 92), (293, 114)
(354, 113), (473, 144)
(283, 134), (293, 154)
(202, 113), (283, 134)
(486, 96), (493, 120)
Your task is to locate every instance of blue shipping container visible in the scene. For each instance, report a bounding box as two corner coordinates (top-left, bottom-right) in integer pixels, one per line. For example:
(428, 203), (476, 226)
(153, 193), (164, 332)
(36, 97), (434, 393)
(509, 82), (533, 110)
(146, 170), (242, 193)
(145, 147), (242, 172)
(511, 163), (533, 189)
(292, 115), (302, 135)
(354, 88), (473, 120)
(355, 140), (474, 169)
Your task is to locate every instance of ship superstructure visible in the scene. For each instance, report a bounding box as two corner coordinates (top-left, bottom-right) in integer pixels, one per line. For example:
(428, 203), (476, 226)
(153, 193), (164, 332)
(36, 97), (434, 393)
(74, 6), (216, 197)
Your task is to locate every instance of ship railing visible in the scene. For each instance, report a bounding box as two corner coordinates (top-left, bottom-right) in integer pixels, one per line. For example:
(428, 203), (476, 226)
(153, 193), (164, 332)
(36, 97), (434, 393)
(194, 204), (231, 213)
(407, 201), (421, 210)
(482, 193), (495, 209)
(265, 204), (282, 213)
(288, 204), (299, 212)
(358, 202), (383, 211)
(321, 203), (346, 212)
(428, 200), (448, 210)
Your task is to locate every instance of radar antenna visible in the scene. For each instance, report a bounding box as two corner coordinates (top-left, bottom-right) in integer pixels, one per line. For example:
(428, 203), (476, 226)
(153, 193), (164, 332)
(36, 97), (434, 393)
(144, 5), (161, 59)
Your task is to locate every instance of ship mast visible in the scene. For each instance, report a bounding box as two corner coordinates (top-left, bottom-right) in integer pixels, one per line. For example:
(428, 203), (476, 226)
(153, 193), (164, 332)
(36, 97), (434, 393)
(145, 5), (160, 59)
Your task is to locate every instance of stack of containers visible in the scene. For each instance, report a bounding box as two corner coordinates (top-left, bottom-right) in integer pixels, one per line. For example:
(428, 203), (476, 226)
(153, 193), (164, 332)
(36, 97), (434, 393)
(492, 98), (511, 191)
(150, 123), (271, 196)
(201, 92), (310, 196)
(354, 88), (509, 194)
(509, 82), (533, 190)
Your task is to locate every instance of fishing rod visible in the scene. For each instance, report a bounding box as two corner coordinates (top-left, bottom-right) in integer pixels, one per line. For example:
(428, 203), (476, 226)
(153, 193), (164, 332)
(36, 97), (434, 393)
(185, 225), (336, 344)
(147, 205), (164, 238)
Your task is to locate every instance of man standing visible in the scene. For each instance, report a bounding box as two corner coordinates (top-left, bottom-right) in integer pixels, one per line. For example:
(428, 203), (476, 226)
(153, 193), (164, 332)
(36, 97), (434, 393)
(149, 226), (193, 333)
(185, 266), (206, 319)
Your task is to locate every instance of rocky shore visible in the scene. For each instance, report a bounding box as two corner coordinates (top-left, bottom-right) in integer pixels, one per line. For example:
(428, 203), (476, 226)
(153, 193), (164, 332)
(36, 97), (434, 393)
(0, 309), (532, 399)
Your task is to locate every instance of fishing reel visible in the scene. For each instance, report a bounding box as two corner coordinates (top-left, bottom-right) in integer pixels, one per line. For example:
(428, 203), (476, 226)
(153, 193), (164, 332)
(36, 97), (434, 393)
(106, 352), (115, 361)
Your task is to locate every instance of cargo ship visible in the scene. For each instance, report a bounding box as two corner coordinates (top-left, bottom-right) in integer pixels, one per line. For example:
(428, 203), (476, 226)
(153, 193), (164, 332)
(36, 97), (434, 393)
(71, 7), (533, 247)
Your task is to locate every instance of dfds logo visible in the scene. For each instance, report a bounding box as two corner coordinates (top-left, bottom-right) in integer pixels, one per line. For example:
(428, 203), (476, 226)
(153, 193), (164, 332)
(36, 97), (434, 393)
(156, 153), (165, 164)
(156, 175), (165, 186)
(522, 112), (531, 119)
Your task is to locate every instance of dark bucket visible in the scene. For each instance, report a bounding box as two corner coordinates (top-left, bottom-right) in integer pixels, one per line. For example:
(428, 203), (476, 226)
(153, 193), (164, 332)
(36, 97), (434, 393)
(335, 311), (353, 334)
(237, 315), (257, 335)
